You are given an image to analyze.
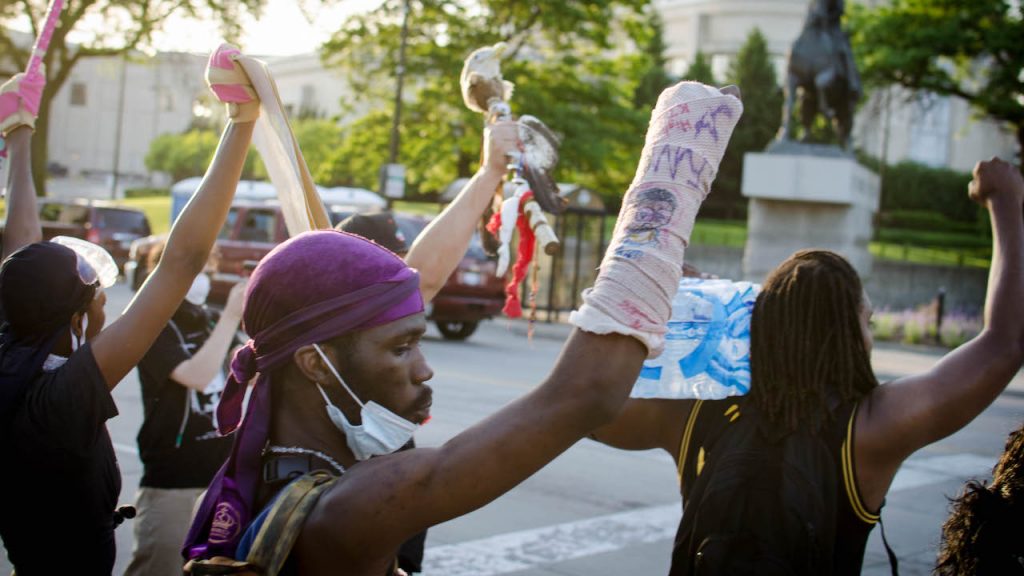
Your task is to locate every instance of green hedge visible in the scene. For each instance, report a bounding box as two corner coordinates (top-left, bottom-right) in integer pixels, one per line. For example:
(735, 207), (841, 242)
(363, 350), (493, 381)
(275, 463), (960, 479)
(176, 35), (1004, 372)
(124, 187), (170, 199)
(858, 156), (978, 223)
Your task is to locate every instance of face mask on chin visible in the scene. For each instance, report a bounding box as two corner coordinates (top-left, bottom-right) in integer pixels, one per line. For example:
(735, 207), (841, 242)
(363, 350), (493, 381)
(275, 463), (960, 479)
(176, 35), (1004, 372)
(311, 343), (418, 461)
(43, 315), (88, 372)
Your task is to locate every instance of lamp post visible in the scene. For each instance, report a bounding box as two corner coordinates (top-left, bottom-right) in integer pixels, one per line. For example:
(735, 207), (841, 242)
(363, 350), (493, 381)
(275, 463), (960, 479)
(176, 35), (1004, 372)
(110, 52), (129, 199)
(382, 0), (411, 207)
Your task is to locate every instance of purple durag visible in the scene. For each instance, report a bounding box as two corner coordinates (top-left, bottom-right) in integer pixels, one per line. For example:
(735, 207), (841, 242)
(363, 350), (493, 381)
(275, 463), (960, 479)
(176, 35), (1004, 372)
(183, 230), (423, 561)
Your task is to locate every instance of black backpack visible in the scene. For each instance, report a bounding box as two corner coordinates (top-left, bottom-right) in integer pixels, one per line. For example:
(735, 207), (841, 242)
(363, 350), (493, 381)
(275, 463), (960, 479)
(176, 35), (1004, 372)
(669, 402), (839, 576)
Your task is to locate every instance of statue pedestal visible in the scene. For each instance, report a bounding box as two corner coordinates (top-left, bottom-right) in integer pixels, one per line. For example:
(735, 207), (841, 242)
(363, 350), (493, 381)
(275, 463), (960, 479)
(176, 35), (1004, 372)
(741, 147), (880, 281)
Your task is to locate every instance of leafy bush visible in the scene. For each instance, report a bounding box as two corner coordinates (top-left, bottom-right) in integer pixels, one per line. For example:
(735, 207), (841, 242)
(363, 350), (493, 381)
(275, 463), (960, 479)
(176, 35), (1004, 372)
(880, 209), (987, 237)
(872, 306), (981, 348)
(858, 156), (979, 224)
(124, 187), (169, 198)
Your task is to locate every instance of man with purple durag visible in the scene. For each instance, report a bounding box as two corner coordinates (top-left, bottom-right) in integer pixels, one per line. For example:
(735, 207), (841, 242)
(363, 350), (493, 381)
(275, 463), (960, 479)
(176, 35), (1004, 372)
(183, 82), (743, 576)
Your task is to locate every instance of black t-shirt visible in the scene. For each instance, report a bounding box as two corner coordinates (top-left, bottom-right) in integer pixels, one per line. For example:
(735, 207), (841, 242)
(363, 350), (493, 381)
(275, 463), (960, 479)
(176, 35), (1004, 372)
(0, 343), (120, 575)
(136, 303), (232, 488)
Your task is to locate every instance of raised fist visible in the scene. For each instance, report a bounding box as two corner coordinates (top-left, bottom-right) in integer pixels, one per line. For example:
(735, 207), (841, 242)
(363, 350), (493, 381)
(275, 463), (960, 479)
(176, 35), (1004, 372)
(0, 69), (45, 137)
(205, 44), (260, 123)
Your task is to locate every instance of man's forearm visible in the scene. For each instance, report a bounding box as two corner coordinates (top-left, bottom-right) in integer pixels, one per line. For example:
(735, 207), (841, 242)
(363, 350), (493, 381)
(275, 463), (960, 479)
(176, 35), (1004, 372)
(406, 166), (504, 302)
(2, 127), (42, 259)
(171, 311), (242, 391)
(984, 193), (1024, 340)
(161, 122), (253, 275)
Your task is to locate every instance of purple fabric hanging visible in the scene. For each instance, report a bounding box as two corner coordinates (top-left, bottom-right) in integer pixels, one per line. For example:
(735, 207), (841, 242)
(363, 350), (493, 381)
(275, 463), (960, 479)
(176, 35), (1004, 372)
(183, 230), (423, 561)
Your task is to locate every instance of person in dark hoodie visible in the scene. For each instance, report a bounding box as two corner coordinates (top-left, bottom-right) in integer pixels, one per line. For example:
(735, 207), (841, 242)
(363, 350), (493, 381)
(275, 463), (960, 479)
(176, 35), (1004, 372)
(0, 43), (257, 575)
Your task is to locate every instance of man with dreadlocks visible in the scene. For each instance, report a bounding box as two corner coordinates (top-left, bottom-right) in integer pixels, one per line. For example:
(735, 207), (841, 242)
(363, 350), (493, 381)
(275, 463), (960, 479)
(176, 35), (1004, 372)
(591, 156), (1024, 574)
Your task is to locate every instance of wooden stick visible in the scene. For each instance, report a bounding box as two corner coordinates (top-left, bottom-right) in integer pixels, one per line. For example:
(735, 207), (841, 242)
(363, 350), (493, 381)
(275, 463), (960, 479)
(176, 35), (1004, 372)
(523, 199), (559, 255)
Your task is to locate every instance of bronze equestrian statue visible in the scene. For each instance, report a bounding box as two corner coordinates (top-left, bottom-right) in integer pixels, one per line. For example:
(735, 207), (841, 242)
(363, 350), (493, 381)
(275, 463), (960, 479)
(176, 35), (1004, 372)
(777, 0), (861, 149)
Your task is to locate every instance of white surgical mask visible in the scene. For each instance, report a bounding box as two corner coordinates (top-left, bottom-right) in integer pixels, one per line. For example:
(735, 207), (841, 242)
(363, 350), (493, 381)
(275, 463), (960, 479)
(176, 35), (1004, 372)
(43, 316), (87, 373)
(312, 343), (418, 461)
(186, 273), (211, 306)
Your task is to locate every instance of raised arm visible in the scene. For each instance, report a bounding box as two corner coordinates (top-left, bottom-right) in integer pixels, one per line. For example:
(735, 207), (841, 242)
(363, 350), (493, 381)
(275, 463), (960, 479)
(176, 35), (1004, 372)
(1, 70), (48, 259)
(590, 398), (694, 453)
(859, 158), (1024, 487)
(404, 121), (517, 301)
(303, 83), (743, 562)
(1, 127), (42, 259)
(170, 280), (245, 391)
(90, 44), (258, 388)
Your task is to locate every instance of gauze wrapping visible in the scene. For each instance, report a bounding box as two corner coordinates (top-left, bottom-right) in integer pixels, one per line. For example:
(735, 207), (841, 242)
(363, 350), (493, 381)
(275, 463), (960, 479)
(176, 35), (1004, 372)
(570, 83), (742, 357)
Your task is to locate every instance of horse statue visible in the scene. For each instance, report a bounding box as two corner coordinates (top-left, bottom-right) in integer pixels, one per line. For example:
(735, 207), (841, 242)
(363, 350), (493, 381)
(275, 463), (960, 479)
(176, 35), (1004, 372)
(776, 0), (861, 149)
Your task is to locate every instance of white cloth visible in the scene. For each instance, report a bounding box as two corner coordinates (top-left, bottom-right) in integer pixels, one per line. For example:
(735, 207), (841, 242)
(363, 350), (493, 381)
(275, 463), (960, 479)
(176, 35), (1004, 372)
(571, 82), (743, 357)
(236, 57), (331, 236)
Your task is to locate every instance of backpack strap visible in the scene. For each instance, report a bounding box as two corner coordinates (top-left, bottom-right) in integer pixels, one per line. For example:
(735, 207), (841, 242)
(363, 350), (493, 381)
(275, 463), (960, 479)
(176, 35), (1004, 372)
(677, 398), (748, 502)
(877, 511), (900, 575)
(245, 470), (338, 576)
(676, 399), (704, 486)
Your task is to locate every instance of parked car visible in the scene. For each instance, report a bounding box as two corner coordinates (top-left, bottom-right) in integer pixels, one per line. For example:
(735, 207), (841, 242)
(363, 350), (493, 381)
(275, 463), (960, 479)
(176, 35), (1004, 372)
(128, 201), (288, 300)
(0, 200), (151, 272)
(126, 205), (505, 340)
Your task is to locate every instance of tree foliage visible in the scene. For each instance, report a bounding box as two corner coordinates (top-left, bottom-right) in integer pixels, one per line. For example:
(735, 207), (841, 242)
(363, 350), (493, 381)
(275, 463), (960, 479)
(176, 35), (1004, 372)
(320, 0), (655, 204)
(632, 12), (675, 110)
(849, 0), (1024, 156)
(145, 119), (341, 184)
(682, 51), (716, 86)
(709, 28), (783, 218)
(0, 0), (266, 195)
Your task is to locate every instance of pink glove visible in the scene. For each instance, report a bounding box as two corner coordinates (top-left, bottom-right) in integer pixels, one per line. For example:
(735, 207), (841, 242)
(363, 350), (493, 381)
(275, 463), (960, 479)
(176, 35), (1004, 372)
(205, 44), (259, 123)
(0, 69), (45, 137)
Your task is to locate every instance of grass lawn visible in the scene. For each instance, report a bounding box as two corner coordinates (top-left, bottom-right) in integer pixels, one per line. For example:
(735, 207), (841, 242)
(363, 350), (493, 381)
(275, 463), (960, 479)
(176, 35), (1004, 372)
(1, 195), (990, 268)
(122, 196), (173, 234)
(618, 217), (990, 268)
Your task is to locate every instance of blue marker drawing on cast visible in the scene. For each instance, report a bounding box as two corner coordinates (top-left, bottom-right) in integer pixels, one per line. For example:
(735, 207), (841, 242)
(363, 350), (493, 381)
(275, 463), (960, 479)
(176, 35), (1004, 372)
(631, 278), (760, 400)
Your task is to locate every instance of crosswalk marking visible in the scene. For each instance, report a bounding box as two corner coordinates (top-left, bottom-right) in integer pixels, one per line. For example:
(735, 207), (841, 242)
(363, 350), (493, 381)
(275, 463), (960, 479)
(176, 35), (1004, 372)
(423, 504), (680, 576)
(423, 452), (996, 576)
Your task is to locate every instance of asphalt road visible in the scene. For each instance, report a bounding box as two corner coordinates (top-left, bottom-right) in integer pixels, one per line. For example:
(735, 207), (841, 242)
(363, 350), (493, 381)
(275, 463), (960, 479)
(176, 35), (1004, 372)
(2, 281), (1022, 575)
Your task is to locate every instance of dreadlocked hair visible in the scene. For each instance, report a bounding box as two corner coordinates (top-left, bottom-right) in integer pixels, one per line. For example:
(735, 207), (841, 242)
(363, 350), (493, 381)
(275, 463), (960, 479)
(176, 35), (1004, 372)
(749, 250), (878, 434)
(935, 422), (1024, 575)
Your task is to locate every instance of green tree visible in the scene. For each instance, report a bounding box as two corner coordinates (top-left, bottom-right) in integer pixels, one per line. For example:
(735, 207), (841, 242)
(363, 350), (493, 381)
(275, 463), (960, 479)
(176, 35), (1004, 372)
(710, 28), (782, 218)
(682, 51), (716, 85)
(145, 130), (220, 183)
(292, 118), (345, 183)
(0, 0), (266, 195)
(632, 12), (674, 110)
(321, 0), (652, 204)
(849, 0), (1024, 157)
(146, 119), (343, 184)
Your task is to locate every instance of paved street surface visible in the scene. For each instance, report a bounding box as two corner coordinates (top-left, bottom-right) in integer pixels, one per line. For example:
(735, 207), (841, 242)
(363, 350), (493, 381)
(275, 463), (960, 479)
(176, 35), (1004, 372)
(3, 281), (1022, 575)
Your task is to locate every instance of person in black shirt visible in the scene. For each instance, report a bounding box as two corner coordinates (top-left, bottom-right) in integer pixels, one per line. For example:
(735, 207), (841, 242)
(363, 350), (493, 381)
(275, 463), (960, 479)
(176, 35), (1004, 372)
(0, 50), (257, 575)
(589, 157), (1024, 574)
(124, 278), (245, 576)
